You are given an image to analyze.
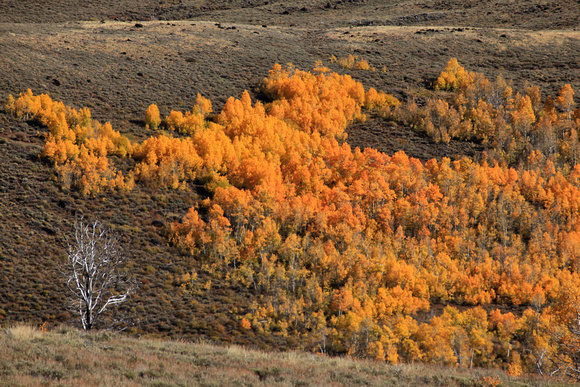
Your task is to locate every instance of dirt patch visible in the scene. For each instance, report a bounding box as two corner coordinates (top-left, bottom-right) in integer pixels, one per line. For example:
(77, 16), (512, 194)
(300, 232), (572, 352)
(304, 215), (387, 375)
(2, 0), (579, 29)
(347, 116), (484, 162)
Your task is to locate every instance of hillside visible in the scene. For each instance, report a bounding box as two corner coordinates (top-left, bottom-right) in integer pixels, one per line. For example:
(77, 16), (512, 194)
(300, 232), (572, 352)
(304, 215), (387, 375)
(0, 324), (573, 386)
(1, 0), (580, 382)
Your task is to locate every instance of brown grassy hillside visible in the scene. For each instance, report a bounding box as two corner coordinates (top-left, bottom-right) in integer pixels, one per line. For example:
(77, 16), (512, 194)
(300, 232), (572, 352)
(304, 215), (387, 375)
(0, 324), (573, 386)
(1, 0), (580, 379)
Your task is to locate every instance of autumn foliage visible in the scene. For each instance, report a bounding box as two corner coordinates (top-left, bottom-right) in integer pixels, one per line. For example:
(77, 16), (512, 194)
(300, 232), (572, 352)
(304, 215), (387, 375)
(7, 61), (580, 379)
(6, 89), (133, 194)
(145, 104), (161, 130)
(403, 58), (580, 172)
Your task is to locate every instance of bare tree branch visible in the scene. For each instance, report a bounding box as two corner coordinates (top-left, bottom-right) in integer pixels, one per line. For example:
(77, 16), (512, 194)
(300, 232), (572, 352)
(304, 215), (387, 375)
(65, 218), (134, 330)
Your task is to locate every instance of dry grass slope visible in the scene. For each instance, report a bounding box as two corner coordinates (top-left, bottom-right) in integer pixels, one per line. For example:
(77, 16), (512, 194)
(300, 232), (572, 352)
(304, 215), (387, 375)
(0, 325), (572, 387)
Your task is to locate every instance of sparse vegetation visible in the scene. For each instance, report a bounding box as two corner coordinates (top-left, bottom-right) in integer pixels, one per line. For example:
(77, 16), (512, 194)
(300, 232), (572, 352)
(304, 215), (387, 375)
(330, 54), (374, 71)
(0, 324), (572, 386)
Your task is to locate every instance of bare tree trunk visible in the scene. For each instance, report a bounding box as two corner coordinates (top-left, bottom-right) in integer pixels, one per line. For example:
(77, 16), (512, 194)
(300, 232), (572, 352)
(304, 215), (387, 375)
(65, 218), (134, 330)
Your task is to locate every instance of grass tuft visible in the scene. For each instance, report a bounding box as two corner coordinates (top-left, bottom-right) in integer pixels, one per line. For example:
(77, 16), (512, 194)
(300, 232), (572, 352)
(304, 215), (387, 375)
(5, 324), (44, 341)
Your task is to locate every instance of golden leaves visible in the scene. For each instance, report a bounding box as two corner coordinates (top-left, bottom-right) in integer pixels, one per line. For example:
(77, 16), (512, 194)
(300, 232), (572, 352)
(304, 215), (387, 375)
(9, 90), (133, 194)
(145, 104), (161, 130)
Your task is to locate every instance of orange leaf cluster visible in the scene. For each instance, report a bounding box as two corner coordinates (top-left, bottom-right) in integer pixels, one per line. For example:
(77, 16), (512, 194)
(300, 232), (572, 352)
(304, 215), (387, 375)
(7, 89), (133, 194)
(261, 63), (368, 138)
(406, 59), (580, 172)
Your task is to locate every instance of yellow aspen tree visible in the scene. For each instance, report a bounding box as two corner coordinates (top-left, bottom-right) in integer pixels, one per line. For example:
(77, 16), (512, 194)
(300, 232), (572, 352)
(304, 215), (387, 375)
(511, 94), (536, 141)
(556, 84), (575, 124)
(5, 94), (15, 115)
(195, 93), (213, 117)
(434, 58), (471, 91)
(145, 104), (161, 130)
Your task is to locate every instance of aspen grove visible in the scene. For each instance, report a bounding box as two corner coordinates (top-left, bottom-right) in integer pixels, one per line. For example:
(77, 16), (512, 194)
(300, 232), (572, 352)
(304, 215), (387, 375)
(7, 60), (580, 378)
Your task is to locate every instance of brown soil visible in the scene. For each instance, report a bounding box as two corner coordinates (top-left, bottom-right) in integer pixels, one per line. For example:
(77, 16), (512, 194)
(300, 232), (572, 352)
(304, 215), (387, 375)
(0, 0), (579, 348)
(348, 114), (484, 162)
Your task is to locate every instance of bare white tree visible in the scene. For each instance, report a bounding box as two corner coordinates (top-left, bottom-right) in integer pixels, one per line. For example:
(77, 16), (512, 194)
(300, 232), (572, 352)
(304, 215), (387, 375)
(66, 218), (133, 330)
